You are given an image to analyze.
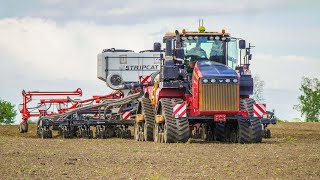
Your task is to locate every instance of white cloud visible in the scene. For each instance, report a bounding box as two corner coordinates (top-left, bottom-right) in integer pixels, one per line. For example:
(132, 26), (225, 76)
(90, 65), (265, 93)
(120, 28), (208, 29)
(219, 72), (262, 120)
(0, 18), (157, 81)
(0, 17), (318, 123)
(35, 0), (291, 24)
(252, 54), (320, 91)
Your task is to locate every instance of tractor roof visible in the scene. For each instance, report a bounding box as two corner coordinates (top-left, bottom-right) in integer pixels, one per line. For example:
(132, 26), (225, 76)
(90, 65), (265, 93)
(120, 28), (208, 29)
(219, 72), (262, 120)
(164, 31), (230, 37)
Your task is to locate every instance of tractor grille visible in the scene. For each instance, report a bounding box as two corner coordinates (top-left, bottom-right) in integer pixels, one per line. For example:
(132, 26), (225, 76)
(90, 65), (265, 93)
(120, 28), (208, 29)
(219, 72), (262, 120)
(199, 84), (239, 111)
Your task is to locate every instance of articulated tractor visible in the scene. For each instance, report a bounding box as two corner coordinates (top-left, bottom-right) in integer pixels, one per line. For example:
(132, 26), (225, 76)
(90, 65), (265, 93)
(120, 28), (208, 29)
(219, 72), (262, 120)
(98, 25), (275, 143)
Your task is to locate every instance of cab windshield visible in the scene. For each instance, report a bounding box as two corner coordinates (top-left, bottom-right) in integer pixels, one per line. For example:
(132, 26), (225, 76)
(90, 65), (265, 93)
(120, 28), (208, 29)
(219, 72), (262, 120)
(183, 37), (225, 64)
(182, 36), (238, 69)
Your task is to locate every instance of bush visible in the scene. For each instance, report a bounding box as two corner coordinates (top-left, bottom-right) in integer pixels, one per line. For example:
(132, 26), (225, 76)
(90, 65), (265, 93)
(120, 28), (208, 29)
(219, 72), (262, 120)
(0, 98), (17, 125)
(294, 77), (320, 122)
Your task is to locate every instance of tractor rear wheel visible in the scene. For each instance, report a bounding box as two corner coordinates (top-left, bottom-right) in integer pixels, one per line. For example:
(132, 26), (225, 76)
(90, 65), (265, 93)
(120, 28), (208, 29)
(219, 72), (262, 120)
(200, 123), (214, 141)
(224, 123), (239, 143)
(240, 98), (256, 116)
(238, 118), (262, 143)
(155, 98), (189, 143)
(214, 122), (225, 142)
(172, 98), (190, 143)
(137, 97), (155, 141)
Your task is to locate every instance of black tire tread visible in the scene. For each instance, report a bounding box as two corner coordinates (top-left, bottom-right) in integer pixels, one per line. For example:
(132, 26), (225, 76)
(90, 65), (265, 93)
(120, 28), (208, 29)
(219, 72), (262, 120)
(140, 97), (155, 141)
(160, 98), (176, 143)
(214, 122), (225, 142)
(172, 98), (190, 143)
(238, 118), (262, 143)
(240, 98), (256, 116)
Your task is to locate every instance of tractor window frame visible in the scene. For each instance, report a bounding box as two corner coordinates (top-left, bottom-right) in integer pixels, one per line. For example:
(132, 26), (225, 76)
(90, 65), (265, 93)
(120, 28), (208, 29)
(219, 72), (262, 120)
(226, 38), (238, 69)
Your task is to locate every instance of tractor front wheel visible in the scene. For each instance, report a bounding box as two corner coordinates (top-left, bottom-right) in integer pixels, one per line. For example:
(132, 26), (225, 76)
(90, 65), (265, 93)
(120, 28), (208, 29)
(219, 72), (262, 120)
(238, 118), (262, 143)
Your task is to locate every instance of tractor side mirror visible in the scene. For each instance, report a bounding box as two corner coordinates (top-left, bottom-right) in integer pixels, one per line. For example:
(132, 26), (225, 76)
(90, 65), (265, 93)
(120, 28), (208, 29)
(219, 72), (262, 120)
(239, 40), (246, 49)
(153, 42), (161, 52)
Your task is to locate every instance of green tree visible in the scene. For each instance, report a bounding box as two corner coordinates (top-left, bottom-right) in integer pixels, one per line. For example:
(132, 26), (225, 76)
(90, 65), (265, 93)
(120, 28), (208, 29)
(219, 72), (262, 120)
(294, 77), (320, 122)
(0, 98), (17, 124)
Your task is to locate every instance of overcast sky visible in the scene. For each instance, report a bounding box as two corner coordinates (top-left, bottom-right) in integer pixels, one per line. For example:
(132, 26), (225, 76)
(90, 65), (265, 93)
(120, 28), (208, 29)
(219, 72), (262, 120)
(0, 0), (319, 123)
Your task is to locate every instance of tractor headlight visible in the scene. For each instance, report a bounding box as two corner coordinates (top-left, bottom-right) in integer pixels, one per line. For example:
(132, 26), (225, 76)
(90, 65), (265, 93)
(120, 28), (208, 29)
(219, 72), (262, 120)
(203, 79), (208, 83)
(225, 79), (231, 83)
(211, 79), (216, 83)
(233, 79), (238, 83)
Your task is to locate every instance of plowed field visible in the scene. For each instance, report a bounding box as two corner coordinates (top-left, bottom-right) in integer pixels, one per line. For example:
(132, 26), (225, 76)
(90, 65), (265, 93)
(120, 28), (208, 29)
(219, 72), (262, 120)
(0, 123), (319, 179)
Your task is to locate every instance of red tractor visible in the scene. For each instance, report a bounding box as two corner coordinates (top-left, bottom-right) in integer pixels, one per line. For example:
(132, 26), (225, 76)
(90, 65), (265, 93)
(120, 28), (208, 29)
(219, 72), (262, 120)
(132, 26), (271, 143)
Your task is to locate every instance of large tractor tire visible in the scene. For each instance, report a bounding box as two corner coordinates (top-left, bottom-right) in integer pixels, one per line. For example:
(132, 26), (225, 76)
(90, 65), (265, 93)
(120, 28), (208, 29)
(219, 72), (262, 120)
(172, 98), (190, 143)
(136, 97), (155, 141)
(240, 98), (256, 116)
(155, 98), (189, 143)
(238, 118), (262, 143)
(239, 98), (263, 143)
(200, 123), (214, 141)
(214, 122), (225, 142)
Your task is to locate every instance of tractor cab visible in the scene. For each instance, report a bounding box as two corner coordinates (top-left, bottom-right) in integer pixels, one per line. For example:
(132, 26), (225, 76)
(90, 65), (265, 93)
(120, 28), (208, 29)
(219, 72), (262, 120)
(162, 26), (254, 98)
(163, 27), (239, 70)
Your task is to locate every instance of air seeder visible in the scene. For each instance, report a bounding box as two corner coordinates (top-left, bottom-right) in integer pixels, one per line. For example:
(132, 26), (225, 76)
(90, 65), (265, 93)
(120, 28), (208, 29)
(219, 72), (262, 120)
(19, 24), (275, 143)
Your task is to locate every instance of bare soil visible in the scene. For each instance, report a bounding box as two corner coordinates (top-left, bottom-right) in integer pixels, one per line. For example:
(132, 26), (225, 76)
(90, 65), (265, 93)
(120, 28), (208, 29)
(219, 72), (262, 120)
(0, 123), (320, 179)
